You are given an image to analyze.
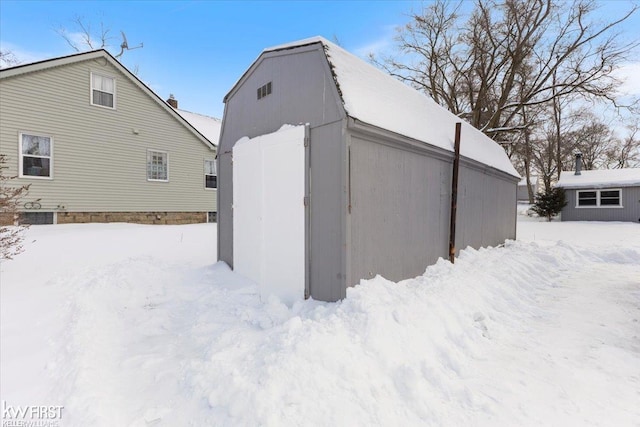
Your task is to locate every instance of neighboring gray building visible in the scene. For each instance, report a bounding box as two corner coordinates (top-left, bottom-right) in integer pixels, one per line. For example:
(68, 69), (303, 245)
(0, 50), (219, 225)
(556, 167), (640, 222)
(517, 175), (539, 202)
(217, 37), (520, 302)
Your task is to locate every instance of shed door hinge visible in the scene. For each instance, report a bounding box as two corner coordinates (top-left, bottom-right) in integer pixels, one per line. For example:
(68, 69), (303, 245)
(304, 196), (309, 207)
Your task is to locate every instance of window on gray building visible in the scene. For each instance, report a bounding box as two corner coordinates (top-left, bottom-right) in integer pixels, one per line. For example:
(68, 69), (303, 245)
(577, 189), (621, 207)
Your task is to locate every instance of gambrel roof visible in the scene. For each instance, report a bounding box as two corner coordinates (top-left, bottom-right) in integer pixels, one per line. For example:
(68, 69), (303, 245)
(231, 36), (518, 177)
(0, 49), (216, 151)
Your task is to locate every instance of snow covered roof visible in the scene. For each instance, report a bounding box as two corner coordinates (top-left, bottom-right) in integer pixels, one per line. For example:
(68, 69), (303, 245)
(1, 50), (216, 151)
(556, 168), (640, 189)
(264, 37), (519, 178)
(175, 109), (221, 146)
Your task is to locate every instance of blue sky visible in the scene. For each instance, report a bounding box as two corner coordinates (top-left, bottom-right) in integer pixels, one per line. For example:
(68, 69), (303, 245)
(1, 0), (639, 120)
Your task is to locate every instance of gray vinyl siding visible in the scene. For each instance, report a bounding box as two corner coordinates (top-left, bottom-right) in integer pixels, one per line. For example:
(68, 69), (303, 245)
(0, 58), (216, 213)
(456, 165), (517, 250)
(517, 182), (536, 201)
(561, 187), (640, 222)
(218, 42), (518, 302)
(346, 130), (517, 288)
(348, 134), (451, 285)
(308, 122), (348, 301)
(218, 45), (345, 267)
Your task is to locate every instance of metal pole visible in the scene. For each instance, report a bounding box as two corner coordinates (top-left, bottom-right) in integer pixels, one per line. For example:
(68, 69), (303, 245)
(449, 122), (462, 263)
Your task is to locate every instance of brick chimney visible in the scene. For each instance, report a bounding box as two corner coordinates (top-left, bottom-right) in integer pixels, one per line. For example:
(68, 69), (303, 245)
(575, 152), (582, 175)
(166, 94), (178, 109)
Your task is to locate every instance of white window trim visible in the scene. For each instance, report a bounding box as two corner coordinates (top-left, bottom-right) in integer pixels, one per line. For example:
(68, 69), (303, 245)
(576, 188), (623, 208)
(90, 71), (117, 109)
(204, 158), (217, 190)
(147, 150), (169, 182)
(18, 131), (53, 180)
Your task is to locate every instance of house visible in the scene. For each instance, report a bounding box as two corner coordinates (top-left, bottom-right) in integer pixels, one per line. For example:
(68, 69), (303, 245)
(0, 50), (218, 225)
(217, 37), (520, 303)
(167, 94), (222, 150)
(167, 94), (222, 220)
(556, 155), (640, 222)
(517, 174), (539, 202)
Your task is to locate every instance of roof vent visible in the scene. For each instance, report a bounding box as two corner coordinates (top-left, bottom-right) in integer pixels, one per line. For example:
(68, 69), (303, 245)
(257, 82), (272, 100)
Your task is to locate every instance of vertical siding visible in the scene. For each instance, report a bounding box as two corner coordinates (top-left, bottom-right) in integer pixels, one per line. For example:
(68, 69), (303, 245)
(347, 129), (517, 288)
(308, 122), (347, 301)
(456, 165), (517, 251)
(348, 135), (451, 285)
(0, 58), (216, 213)
(517, 183), (537, 201)
(218, 44), (519, 301)
(561, 187), (640, 222)
(218, 45), (345, 268)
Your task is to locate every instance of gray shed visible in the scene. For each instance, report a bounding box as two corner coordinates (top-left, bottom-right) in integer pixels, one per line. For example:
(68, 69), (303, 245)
(217, 37), (520, 303)
(556, 168), (640, 222)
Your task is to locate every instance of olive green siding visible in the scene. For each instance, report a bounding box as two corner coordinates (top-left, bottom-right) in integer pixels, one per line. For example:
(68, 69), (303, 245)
(0, 56), (216, 214)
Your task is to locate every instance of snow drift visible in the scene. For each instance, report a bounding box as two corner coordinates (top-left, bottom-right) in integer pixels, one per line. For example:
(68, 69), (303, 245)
(1, 221), (638, 426)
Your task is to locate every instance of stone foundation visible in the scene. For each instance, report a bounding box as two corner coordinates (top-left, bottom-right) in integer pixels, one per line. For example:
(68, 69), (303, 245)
(56, 211), (209, 225)
(0, 213), (19, 226)
(1, 211), (213, 226)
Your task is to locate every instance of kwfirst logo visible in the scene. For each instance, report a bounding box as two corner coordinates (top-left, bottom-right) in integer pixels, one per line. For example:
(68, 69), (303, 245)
(2, 401), (64, 427)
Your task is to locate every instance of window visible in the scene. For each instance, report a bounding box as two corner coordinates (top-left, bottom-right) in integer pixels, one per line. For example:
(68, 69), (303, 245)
(91, 72), (115, 108)
(19, 133), (52, 178)
(207, 212), (217, 223)
(147, 151), (168, 181)
(257, 81), (272, 100)
(21, 212), (54, 225)
(600, 190), (621, 206)
(576, 189), (621, 207)
(577, 191), (597, 206)
(205, 159), (217, 189)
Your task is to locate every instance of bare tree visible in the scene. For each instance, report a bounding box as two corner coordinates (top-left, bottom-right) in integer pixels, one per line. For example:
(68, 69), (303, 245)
(531, 126), (560, 192)
(0, 49), (20, 69)
(56, 16), (113, 51)
(0, 155), (30, 260)
(374, 0), (639, 139)
(606, 123), (640, 168)
(567, 119), (617, 170)
(55, 15), (142, 59)
(526, 104), (583, 191)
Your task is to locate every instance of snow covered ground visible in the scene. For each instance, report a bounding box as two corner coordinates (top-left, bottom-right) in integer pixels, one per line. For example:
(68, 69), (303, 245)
(1, 215), (638, 426)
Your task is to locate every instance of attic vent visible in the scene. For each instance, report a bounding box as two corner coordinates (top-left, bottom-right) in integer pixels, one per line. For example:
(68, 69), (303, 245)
(257, 82), (272, 100)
